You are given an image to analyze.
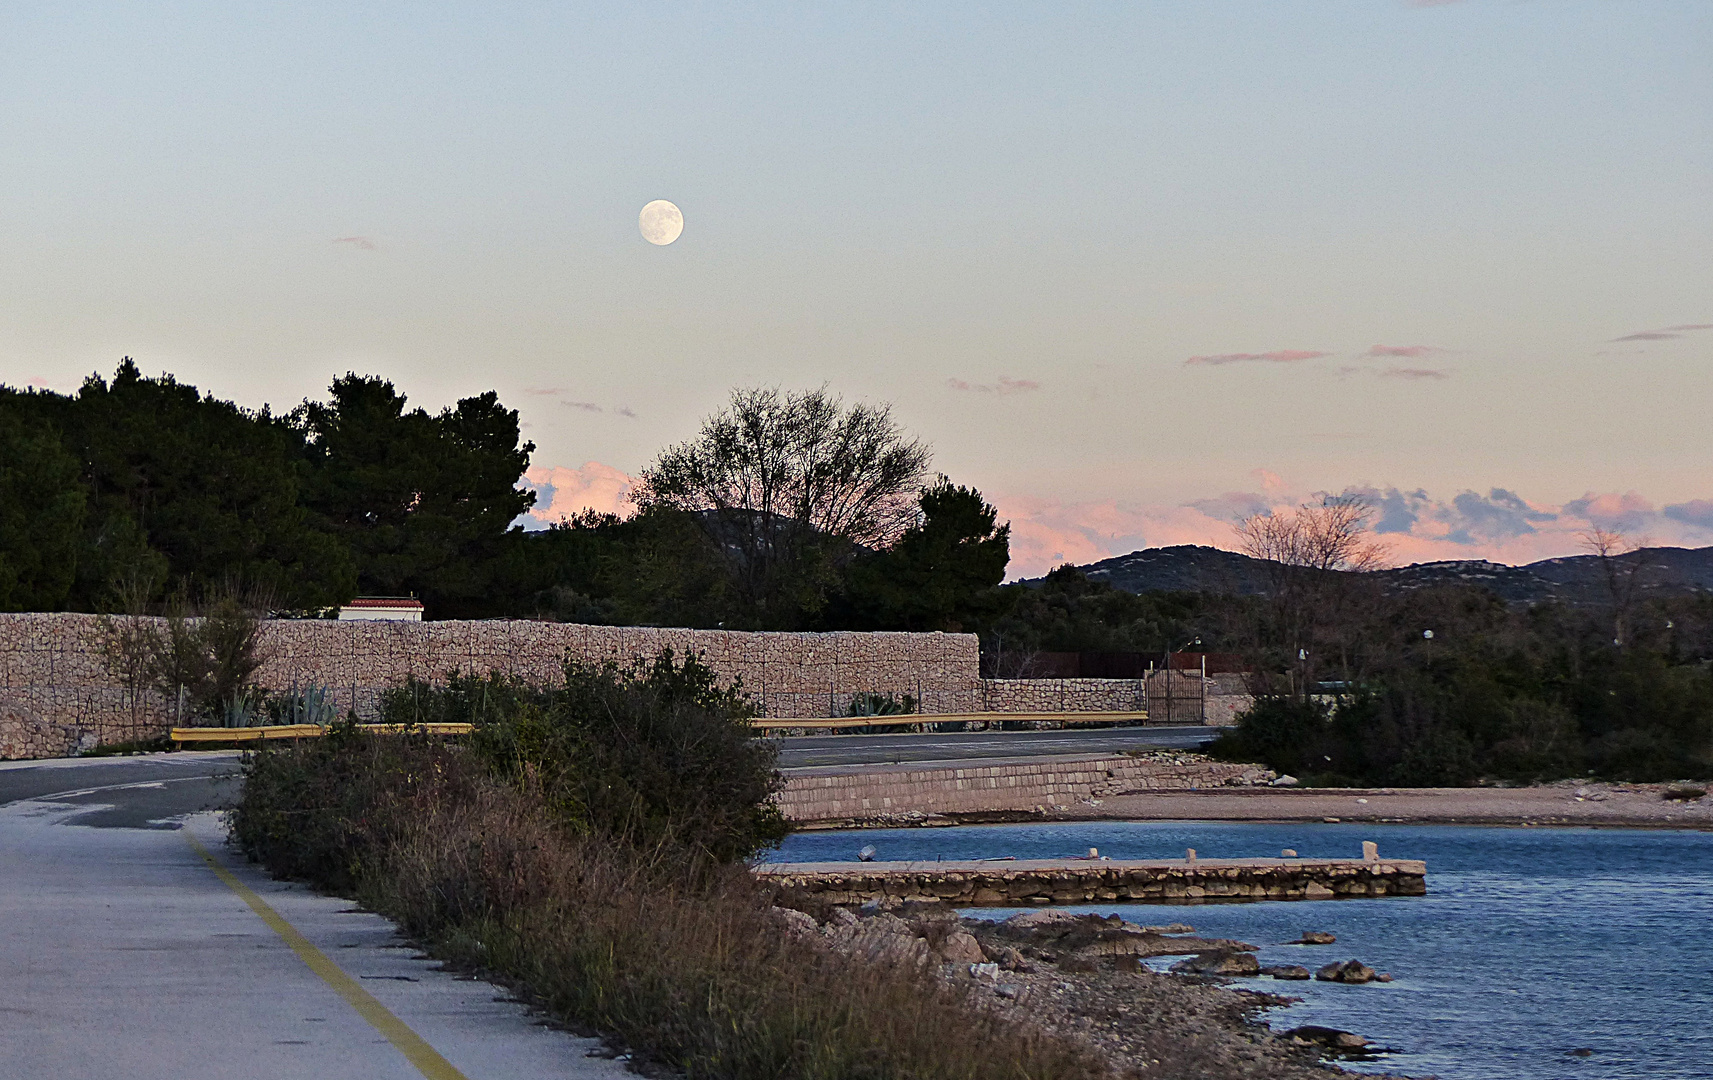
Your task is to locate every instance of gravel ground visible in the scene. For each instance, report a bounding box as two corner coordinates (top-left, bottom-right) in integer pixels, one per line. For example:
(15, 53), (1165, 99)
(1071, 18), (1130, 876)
(1063, 780), (1713, 829)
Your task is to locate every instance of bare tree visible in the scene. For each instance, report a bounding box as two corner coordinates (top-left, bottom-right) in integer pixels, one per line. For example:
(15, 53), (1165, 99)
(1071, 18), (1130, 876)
(1234, 496), (1390, 699)
(634, 387), (931, 621)
(96, 584), (275, 728)
(1580, 527), (1648, 648)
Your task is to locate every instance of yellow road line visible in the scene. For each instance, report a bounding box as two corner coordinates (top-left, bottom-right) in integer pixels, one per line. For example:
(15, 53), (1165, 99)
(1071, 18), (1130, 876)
(185, 834), (471, 1080)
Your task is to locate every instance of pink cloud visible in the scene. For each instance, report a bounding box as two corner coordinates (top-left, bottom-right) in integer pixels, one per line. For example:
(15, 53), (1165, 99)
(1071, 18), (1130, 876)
(562, 401), (602, 412)
(948, 376), (1042, 395)
(1381, 367), (1451, 380)
(1251, 468), (1287, 492)
(1561, 491), (1654, 532)
(1365, 344), (1443, 358)
(526, 387), (566, 396)
(520, 462), (636, 525)
(1185, 350), (1329, 366)
(1613, 331), (1677, 341)
(993, 479), (1713, 581)
(332, 236), (377, 250)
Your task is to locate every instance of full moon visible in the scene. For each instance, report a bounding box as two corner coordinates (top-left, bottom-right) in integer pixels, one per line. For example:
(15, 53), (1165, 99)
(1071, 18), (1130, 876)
(639, 200), (683, 245)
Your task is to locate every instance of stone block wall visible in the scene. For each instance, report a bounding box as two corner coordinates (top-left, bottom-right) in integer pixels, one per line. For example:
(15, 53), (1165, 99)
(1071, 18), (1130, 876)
(777, 754), (1276, 823)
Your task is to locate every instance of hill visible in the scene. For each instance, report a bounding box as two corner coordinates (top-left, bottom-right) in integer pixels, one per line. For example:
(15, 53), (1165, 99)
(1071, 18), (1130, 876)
(1045, 544), (1713, 606)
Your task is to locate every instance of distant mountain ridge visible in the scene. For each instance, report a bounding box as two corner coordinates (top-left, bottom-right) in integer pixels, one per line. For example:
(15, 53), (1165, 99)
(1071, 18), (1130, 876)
(1042, 544), (1713, 606)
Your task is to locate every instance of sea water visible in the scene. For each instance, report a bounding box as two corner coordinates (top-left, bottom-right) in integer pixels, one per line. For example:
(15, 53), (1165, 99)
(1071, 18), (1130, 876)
(774, 822), (1713, 1079)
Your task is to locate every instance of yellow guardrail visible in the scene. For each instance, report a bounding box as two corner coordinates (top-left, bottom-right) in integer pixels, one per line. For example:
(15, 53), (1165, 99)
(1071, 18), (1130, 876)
(171, 723), (476, 743)
(174, 711), (1148, 742)
(748, 710), (1149, 731)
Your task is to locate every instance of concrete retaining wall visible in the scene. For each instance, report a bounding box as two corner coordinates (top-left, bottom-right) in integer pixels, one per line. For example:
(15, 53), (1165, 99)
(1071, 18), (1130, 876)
(777, 754), (1275, 823)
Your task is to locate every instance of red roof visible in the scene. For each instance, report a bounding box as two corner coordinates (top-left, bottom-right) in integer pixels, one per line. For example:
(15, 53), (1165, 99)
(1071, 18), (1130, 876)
(343, 597), (424, 609)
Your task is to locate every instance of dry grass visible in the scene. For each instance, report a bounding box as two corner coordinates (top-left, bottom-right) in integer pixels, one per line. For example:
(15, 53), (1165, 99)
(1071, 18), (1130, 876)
(234, 735), (1114, 1080)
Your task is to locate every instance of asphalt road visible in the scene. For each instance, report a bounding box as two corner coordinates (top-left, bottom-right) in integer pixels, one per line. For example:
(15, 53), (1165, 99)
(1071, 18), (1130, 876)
(772, 724), (1221, 768)
(0, 754), (625, 1080)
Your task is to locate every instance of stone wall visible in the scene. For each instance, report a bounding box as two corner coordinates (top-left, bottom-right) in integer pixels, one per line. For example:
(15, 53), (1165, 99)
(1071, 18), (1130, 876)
(0, 699), (100, 761)
(777, 754), (1275, 823)
(757, 857), (1428, 906)
(0, 612), (1251, 760)
(0, 613), (980, 758)
(979, 677), (1145, 713)
(979, 674), (1251, 725)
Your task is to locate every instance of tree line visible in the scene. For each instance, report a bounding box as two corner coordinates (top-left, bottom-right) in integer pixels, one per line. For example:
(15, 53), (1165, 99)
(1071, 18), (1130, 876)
(1202, 499), (1713, 784)
(0, 362), (1009, 631)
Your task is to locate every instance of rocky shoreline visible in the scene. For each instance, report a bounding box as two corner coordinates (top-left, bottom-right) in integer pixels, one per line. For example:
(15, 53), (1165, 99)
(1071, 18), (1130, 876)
(770, 900), (1408, 1079)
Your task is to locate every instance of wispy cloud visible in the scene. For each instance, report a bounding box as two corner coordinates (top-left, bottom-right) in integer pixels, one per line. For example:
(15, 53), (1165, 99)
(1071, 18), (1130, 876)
(1381, 366), (1451, 380)
(615, 406), (638, 419)
(526, 387), (566, 396)
(1365, 344), (1444, 358)
(1613, 322), (1712, 342)
(947, 376), (1041, 395)
(332, 236), (377, 250)
(562, 401), (603, 413)
(1185, 350), (1329, 366)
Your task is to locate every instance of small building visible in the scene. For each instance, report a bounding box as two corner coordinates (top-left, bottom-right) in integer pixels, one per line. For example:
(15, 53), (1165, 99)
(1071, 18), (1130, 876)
(336, 597), (424, 622)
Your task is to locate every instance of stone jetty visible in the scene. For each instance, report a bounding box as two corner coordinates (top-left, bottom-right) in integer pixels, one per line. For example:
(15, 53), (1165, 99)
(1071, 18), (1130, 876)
(756, 852), (1427, 906)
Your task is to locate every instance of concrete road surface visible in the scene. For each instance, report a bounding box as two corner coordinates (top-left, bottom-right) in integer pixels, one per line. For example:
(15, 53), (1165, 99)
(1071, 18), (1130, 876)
(0, 754), (624, 1080)
(773, 724), (1220, 768)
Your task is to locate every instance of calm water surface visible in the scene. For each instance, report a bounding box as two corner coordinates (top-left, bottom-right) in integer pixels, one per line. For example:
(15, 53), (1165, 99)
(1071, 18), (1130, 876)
(775, 822), (1713, 1080)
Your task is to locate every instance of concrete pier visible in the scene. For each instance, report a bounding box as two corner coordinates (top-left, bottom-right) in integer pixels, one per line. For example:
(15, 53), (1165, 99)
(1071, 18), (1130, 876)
(756, 854), (1427, 906)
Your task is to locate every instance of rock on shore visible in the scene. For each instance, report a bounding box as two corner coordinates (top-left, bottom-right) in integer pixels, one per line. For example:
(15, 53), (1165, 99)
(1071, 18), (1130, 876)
(775, 901), (1398, 1078)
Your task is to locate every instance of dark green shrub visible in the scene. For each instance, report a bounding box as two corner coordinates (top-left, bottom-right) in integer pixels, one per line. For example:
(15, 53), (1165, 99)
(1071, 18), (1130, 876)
(378, 649), (785, 862)
(1210, 696), (1330, 779)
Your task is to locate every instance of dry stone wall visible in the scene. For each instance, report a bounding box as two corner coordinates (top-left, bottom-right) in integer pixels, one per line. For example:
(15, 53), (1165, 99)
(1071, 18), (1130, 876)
(979, 675), (1253, 726)
(980, 678), (1146, 713)
(0, 613), (981, 758)
(0, 613), (1248, 760)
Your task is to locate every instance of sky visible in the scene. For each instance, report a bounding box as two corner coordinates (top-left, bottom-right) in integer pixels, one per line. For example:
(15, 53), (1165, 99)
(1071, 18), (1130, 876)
(2, 1), (1709, 577)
